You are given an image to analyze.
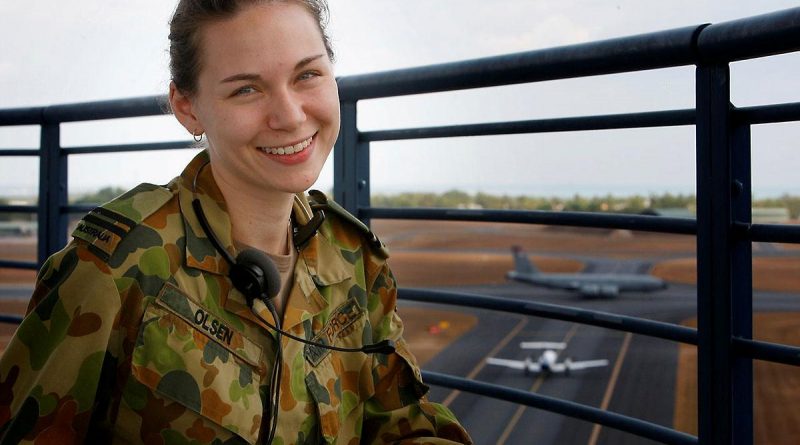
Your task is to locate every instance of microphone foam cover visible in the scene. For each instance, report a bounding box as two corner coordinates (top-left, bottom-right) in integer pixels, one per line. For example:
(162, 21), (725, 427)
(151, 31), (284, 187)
(235, 248), (281, 300)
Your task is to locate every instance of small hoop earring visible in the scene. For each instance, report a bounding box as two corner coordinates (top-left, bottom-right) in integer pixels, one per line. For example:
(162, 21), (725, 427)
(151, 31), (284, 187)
(193, 131), (204, 143)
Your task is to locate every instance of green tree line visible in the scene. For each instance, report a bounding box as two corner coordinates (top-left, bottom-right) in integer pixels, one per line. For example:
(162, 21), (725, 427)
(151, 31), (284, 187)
(3, 188), (799, 220)
(372, 190), (800, 218)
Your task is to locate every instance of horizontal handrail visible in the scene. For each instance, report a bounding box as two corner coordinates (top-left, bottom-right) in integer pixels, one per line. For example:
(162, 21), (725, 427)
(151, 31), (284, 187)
(0, 205), (37, 213)
(740, 223), (800, 244)
(399, 288), (698, 345)
(365, 207), (698, 235)
(337, 25), (703, 101)
(0, 314), (24, 324)
(63, 140), (195, 155)
(0, 150), (40, 157)
(697, 8), (800, 62)
(735, 102), (800, 125)
(360, 109), (696, 142)
(0, 260), (37, 270)
(733, 337), (800, 367)
(337, 8), (799, 101)
(0, 107), (42, 126)
(422, 371), (697, 445)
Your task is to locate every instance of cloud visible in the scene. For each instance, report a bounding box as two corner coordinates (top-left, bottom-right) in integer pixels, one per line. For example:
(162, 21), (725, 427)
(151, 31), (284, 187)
(477, 14), (593, 53)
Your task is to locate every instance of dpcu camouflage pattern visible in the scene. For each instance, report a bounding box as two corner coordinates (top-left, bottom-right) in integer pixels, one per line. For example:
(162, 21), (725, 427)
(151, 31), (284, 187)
(0, 151), (472, 444)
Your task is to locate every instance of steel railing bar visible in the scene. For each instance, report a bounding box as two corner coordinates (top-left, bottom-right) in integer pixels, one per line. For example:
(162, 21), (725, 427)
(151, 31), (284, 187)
(364, 207), (697, 235)
(62, 140), (196, 155)
(0, 149), (40, 157)
(42, 95), (167, 123)
(0, 314), (24, 324)
(735, 102), (800, 125)
(697, 7), (800, 63)
(0, 260), (37, 270)
(0, 107), (42, 126)
(360, 109), (696, 142)
(399, 288), (698, 345)
(422, 371), (698, 445)
(733, 337), (800, 367)
(338, 26), (702, 101)
(736, 222), (800, 244)
(0, 205), (38, 213)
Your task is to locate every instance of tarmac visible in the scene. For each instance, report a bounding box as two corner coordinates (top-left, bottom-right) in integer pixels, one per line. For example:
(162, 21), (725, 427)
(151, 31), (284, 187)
(411, 278), (800, 445)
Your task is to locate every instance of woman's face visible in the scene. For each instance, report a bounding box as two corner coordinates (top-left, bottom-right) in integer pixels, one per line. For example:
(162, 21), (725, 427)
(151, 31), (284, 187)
(174, 2), (340, 195)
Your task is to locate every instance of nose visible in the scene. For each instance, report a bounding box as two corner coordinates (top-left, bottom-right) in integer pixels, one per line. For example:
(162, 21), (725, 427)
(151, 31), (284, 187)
(267, 88), (305, 131)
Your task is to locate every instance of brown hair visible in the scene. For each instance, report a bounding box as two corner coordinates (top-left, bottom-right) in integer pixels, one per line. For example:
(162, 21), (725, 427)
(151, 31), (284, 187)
(169, 0), (334, 96)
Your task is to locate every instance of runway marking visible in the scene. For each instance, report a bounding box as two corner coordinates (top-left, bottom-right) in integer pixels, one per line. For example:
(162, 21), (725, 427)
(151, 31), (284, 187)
(587, 332), (633, 445)
(441, 316), (528, 407)
(496, 324), (580, 445)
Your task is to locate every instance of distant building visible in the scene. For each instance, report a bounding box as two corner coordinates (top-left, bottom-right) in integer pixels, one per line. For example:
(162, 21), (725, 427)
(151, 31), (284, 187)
(0, 221), (36, 236)
(641, 207), (695, 219)
(641, 207), (790, 224)
(752, 207), (790, 223)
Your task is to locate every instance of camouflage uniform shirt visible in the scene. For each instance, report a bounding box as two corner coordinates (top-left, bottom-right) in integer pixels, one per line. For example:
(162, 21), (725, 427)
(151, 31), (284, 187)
(0, 151), (472, 444)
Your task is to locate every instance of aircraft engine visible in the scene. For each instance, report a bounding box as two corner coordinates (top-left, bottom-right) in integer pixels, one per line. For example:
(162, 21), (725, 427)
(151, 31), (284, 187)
(599, 285), (619, 297)
(579, 284), (600, 296)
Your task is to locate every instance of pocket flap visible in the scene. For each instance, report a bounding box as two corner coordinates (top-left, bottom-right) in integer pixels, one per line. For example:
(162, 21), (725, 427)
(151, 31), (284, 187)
(131, 291), (265, 444)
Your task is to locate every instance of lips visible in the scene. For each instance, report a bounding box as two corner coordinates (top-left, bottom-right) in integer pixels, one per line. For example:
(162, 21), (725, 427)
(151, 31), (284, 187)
(258, 135), (313, 155)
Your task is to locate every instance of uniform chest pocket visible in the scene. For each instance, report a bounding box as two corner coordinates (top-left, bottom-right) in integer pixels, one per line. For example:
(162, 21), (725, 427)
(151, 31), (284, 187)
(304, 304), (375, 443)
(131, 294), (265, 444)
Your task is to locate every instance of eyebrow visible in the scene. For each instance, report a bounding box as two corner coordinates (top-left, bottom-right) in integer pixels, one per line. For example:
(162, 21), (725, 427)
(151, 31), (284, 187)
(220, 54), (326, 84)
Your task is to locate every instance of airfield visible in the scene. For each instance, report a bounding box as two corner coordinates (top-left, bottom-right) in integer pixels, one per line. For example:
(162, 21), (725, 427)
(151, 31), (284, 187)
(1, 220), (799, 444)
(378, 220), (800, 445)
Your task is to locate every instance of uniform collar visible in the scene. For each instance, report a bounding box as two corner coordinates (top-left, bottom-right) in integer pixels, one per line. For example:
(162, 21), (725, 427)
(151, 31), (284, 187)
(176, 151), (354, 331)
(177, 150), (232, 276)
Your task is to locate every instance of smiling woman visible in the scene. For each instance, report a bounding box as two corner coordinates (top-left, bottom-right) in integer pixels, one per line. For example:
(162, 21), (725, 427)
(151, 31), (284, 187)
(0, 1), (472, 444)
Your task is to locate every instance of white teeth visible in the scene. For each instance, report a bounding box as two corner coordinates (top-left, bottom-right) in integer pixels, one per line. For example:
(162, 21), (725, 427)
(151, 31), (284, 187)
(260, 136), (313, 155)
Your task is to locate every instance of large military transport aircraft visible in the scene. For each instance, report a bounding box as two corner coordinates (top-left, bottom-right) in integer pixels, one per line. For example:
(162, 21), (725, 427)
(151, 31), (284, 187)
(486, 341), (608, 376)
(506, 246), (667, 298)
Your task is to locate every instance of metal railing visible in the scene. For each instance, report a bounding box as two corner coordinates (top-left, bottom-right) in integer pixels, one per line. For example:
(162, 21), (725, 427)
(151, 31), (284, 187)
(2, 7), (800, 444)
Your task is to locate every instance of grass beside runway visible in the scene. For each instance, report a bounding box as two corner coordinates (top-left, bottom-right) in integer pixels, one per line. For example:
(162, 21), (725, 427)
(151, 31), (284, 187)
(674, 313), (800, 443)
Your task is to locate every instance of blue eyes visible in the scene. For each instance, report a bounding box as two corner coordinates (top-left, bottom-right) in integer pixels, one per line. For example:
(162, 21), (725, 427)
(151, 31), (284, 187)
(297, 71), (320, 81)
(230, 71), (320, 97)
(234, 86), (257, 96)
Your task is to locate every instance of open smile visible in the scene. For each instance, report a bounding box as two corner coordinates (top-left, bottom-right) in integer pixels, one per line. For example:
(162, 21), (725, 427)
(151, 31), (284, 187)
(258, 135), (314, 155)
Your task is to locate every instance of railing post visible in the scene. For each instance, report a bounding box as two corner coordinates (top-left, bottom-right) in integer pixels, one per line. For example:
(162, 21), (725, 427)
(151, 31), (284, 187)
(333, 101), (371, 225)
(730, 119), (754, 443)
(37, 117), (67, 266)
(695, 63), (752, 444)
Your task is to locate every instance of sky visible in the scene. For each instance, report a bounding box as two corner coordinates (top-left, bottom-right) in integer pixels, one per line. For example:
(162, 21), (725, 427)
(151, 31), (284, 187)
(1, 1), (799, 199)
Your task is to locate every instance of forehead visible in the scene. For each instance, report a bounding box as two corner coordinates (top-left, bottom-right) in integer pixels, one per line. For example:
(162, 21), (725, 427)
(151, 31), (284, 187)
(196, 2), (325, 78)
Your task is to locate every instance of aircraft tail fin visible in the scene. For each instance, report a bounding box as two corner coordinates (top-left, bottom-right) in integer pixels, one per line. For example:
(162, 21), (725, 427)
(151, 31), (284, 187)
(511, 245), (539, 275)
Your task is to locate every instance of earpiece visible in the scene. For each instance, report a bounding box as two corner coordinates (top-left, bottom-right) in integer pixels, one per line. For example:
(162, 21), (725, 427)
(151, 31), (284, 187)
(231, 249), (281, 307)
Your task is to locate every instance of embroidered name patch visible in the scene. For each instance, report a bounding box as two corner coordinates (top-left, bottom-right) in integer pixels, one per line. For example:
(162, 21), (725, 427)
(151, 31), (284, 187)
(156, 284), (262, 367)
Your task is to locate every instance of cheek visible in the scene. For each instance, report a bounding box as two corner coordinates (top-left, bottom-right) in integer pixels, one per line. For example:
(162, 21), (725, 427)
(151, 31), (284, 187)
(209, 111), (262, 149)
(313, 83), (341, 125)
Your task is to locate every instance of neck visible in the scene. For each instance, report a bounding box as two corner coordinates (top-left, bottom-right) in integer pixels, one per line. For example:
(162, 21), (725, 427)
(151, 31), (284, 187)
(211, 168), (295, 256)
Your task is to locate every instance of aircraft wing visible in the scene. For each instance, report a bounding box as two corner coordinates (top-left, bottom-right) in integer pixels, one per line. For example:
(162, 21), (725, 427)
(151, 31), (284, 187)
(566, 359), (609, 370)
(486, 357), (541, 372)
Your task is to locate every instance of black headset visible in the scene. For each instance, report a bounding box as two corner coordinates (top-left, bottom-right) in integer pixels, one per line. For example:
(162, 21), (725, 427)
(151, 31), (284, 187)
(190, 160), (395, 442)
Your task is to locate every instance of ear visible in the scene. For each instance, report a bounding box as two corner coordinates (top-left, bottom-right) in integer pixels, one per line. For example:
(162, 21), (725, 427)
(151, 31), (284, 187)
(169, 81), (203, 135)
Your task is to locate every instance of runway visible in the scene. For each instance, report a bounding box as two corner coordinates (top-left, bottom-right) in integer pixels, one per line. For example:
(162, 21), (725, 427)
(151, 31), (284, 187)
(409, 280), (800, 444)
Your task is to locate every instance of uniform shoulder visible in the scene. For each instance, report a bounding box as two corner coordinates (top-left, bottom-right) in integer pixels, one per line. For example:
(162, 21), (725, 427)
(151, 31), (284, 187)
(307, 189), (390, 259)
(71, 183), (175, 262)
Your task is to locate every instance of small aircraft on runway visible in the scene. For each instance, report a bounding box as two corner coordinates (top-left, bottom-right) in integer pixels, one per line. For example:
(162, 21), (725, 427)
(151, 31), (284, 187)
(506, 245), (667, 298)
(486, 341), (609, 376)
